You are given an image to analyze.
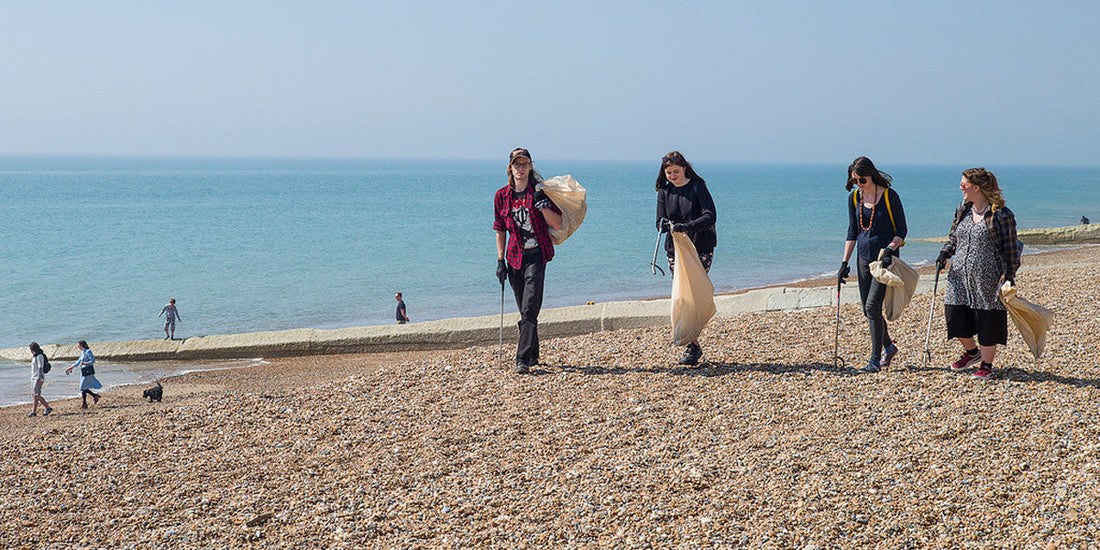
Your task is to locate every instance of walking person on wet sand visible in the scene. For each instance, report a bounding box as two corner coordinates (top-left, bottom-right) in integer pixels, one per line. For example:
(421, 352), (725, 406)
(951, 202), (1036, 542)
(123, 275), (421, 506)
(494, 147), (562, 374)
(655, 151), (716, 365)
(935, 168), (1020, 379)
(838, 156), (908, 374)
(28, 342), (53, 417)
(158, 298), (181, 340)
(65, 340), (102, 409)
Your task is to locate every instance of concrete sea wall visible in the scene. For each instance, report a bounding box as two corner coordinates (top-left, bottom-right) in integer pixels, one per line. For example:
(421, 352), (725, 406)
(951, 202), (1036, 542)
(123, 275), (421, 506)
(0, 278), (925, 363)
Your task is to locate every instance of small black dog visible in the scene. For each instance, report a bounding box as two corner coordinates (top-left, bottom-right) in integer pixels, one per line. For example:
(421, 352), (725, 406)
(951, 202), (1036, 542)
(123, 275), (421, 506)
(142, 380), (163, 403)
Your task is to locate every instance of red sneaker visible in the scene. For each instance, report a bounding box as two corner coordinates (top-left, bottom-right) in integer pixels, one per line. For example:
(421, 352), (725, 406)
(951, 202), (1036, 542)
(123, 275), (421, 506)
(950, 351), (981, 372)
(973, 363), (993, 379)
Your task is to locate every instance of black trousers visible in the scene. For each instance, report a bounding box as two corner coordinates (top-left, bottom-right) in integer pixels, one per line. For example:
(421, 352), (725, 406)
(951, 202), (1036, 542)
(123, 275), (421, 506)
(857, 255), (893, 362)
(508, 248), (546, 365)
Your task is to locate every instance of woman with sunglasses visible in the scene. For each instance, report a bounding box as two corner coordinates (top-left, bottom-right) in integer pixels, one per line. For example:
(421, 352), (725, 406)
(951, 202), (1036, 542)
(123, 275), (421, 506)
(493, 148), (562, 374)
(934, 168), (1019, 379)
(838, 156), (908, 373)
(655, 151), (717, 365)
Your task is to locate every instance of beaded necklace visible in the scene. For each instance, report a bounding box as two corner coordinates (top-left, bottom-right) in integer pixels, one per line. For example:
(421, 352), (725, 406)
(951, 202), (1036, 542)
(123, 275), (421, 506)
(858, 188), (880, 231)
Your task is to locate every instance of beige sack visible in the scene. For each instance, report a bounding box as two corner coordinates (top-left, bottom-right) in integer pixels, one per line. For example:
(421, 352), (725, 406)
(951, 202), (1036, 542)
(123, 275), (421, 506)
(1000, 281), (1055, 359)
(536, 175), (586, 245)
(670, 232), (716, 346)
(869, 251), (919, 322)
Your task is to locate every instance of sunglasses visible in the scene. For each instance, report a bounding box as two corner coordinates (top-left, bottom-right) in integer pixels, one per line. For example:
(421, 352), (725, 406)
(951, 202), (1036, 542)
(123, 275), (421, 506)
(849, 176), (871, 185)
(662, 152), (684, 164)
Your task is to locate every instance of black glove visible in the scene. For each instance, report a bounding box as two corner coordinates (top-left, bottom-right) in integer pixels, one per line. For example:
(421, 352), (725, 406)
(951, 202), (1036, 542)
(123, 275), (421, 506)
(671, 222), (688, 233)
(837, 261), (850, 284)
(657, 218), (671, 233)
(496, 259), (508, 286)
(935, 250), (949, 272)
(879, 247), (894, 268)
(533, 190), (552, 210)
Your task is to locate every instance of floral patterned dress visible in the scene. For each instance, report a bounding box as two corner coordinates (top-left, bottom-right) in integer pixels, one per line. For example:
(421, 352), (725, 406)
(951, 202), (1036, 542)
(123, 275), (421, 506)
(943, 210), (1005, 311)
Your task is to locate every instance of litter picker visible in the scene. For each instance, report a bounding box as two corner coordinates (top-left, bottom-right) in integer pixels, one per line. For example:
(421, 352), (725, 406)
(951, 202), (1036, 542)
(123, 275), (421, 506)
(832, 277), (846, 369)
(650, 229), (666, 276)
(923, 269), (941, 367)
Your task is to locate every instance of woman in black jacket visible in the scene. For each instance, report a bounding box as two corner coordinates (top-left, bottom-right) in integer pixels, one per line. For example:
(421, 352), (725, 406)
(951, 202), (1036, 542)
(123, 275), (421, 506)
(655, 151), (717, 365)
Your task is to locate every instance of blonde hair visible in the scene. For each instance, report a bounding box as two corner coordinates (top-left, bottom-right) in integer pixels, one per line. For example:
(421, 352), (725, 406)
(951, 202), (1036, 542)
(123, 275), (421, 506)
(963, 167), (1004, 209)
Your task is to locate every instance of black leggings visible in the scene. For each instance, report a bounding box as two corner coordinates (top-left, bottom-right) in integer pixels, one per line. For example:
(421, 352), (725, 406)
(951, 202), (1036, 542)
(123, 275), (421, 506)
(507, 248), (546, 365)
(857, 255), (893, 362)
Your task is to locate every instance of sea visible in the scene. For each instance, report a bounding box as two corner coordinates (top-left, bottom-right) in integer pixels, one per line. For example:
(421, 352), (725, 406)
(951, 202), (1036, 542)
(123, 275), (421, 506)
(3, 156), (1098, 407)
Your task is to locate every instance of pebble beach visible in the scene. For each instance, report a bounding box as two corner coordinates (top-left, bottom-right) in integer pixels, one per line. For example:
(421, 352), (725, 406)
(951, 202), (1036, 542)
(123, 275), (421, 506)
(3, 246), (1099, 549)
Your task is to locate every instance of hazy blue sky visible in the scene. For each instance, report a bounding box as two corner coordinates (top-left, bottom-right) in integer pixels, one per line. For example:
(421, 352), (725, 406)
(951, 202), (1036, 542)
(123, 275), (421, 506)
(2, 1), (1097, 164)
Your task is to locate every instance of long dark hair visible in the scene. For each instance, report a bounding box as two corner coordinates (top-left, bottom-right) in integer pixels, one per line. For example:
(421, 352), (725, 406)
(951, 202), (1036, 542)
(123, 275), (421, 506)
(845, 156), (892, 191)
(29, 342), (44, 356)
(78, 340), (89, 350)
(655, 151), (706, 192)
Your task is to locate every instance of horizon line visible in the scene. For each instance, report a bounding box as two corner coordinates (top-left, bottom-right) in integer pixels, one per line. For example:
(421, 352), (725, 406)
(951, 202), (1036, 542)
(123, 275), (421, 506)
(1, 153), (1098, 170)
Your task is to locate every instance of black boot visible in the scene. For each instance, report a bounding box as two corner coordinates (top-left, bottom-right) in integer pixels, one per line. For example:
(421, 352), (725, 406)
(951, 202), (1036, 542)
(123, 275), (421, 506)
(678, 343), (702, 365)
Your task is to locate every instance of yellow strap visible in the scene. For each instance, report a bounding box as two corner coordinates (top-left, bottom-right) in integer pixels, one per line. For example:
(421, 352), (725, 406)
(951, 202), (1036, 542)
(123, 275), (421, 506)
(883, 189), (896, 233)
(854, 189), (904, 247)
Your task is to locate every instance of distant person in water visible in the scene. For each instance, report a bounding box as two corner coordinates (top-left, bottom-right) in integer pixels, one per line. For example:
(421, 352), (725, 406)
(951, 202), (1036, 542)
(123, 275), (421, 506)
(158, 298), (181, 340)
(395, 292), (410, 324)
(65, 340), (102, 409)
(28, 342), (53, 417)
(1082, 216), (1090, 225)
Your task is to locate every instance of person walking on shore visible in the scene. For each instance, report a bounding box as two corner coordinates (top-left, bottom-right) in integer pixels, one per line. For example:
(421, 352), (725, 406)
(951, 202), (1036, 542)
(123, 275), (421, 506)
(65, 340), (102, 409)
(28, 342), (53, 417)
(655, 151), (717, 365)
(494, 148), (562, 374)
(395, 292), (410, 324)
(935, 168), (1020, 379)
(158, 298), (181, 340)
(838, 157), (908, 374)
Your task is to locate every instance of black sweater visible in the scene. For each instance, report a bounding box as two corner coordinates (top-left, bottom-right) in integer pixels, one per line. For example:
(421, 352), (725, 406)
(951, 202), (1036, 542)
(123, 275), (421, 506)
(656, 179), (717, 256)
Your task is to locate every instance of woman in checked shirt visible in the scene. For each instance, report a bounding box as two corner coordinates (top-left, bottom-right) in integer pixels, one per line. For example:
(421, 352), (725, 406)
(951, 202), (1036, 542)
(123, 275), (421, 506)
(935, 168), (1021, 379)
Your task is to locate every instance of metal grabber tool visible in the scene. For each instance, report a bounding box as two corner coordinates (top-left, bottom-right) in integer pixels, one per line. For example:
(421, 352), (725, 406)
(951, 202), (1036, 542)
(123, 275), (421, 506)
(923, 269), (941, 367)
(651, 229), (666, 276)
(832, 277), (846, 369)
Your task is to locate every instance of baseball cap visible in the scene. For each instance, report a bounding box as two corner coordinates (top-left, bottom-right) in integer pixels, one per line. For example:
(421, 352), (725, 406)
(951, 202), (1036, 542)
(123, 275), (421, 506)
(509, 148), (532, 164)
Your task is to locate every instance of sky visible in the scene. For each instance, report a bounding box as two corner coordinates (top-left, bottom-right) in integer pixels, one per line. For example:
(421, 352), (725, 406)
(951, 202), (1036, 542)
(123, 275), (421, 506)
(1, 1), (1097, 164)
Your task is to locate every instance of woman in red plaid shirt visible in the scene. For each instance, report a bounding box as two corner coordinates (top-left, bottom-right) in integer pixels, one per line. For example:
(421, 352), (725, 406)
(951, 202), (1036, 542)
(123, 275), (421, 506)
(494, 148), (562, 374)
